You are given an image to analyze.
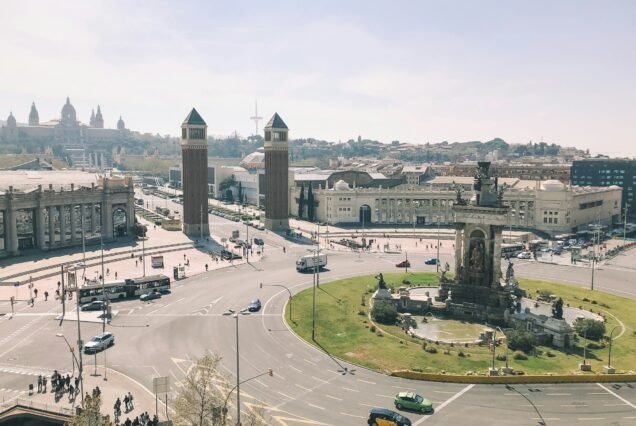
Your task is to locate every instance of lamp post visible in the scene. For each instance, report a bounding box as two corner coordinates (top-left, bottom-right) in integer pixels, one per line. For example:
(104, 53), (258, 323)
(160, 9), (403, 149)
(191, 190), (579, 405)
(436, 215), (441, 274)
(623, 205), (629, 248)
(606, 325), (622, 374)
(260, 283), (292, 323)
(142, 233), (146, 277)
(56, 333), (77, 377)
(223, 309), (250, 425)
(56, 333), (83, 407)
(221, 369), (273, 425)
(589, 224), (602, 291)
(100, 231), (106, 333)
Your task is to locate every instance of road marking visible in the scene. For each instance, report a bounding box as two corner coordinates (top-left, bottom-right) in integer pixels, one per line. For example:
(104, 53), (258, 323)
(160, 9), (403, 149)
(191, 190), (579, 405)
(148, 297), (185, 314)
(341, 387), (359, 393)
(277, 391), (294, 400)
(547, 393), (571, 396)
(393, 385), (416, 390)
(433, 390), (458, 394)
(578, 418), (605, 421)
(295, 384), (311, 392)
(359, 403), (376, 408)
(304, 359), (317, 366)
(254, 379), (269, 388)
(504, 393), (529, 396)
(324, 394), (342, 401)
(414, 384), (474, 425)
(358, 379), (376, 385)
(311, 376), (328, 384)
(597, 383), (636, 409)
(561, 404), (587, 407)
(288, 365), (302, 373)
(307, 403), (325, 410)
(604, 403), (628, 406)
(586, 392), (607, 395)
(375, 394), (394, 399)
(339, 412), (365, 419)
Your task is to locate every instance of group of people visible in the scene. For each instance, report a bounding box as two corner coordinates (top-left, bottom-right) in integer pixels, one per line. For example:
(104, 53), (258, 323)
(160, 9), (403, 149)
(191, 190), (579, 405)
(38, 370), (80, 403)
(118, 411), (158, 426)
(113, 391), (134, 418)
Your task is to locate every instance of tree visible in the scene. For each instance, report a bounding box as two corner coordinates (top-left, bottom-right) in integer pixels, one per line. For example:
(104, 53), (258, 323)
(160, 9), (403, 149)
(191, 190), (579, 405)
(307, 185), (315, 222)
(298, 184), (305, 219)
(371, 300), (398, 324)
(575, 318), (606, 341)
(225, 189), (234, 202)
(132, 223), (147, 238)
(506, 329), (535, 352)
(67, 395), (113, 426)
(219, 175), (237, 192)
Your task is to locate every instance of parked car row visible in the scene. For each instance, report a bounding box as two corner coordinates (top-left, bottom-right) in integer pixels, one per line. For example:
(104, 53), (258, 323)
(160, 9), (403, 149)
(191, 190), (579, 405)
(209, 209), (242, 222)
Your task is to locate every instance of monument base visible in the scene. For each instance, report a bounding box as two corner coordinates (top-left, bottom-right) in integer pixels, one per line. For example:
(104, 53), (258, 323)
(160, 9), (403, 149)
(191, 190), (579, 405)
(579, 363), (592, 372)
(488, 368), (499, 376)
(264, 217), (289, 232)
(603, 365), (616, 374)
(183, 223), (210, 237)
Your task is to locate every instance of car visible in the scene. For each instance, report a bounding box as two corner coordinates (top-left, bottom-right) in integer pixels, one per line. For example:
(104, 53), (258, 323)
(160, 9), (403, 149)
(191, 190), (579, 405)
(424, 258), (439, 265)
(140, 291), (162, 302)
(394, 391), (433, 413)
(396, 260), (411, 268)
(257, 224), (265, 230)
(253, 238), (264, 246)
(83, 332), (114, 353)
(367, 407), (412, 426)
(517, 251), (532, 259)
(247, 299), (261, 312)
(81, 300), (106, 312)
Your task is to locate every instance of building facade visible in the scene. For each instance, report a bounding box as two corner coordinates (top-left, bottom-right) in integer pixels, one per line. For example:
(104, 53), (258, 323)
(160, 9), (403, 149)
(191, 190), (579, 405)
(263, 113), (289, 231)
(571, 159), (635, 219)
(0, 171), (134, 257)
(290, 177), (621, 237)
(180, 108), (210, 237)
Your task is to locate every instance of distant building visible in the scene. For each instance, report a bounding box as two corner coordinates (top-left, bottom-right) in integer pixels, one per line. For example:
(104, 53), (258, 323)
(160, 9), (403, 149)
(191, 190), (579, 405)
(6, 157), (54, 171)
(401, 164), (433, 185)
(432, 162), (571, 182)
(571, 159), (635, 219)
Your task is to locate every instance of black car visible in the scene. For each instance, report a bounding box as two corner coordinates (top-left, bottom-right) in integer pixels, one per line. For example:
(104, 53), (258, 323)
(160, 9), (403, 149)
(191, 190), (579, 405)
(221, 249), (242, 260)
(247, 299), (261, 312)
(253, 238), (264, 246)
(140, 291), (162, 302)
(424, 258), (439, 265)
(367, 408), (412, 426)
(81, 301), (106, 312)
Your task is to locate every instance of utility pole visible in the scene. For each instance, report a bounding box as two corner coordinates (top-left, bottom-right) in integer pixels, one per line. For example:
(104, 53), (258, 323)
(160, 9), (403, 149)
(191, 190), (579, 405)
(142, 233), (146, 277)
(245, 222), (250, 263)
(74, 267), (85, 407)
(60, 265), (66, 317)
(235, 313), (241, 426)
(101, 232), (106, 333)
(623, 204), (629, 248)
(436, 216), (441, 274)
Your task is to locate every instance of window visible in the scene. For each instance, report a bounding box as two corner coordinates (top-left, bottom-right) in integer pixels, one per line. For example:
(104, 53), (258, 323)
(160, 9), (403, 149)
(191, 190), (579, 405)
(181, 128), (187, 139)
(544, 217), (548, 223)
(264, 131), (271, 141)
(189, 128), (206, 139)
(554, 218), (558, 224)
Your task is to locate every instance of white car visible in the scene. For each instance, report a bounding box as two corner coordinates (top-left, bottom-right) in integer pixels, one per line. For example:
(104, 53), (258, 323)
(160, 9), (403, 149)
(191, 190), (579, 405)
(84, 332), (114, 353)
(517, 251), (532, 259)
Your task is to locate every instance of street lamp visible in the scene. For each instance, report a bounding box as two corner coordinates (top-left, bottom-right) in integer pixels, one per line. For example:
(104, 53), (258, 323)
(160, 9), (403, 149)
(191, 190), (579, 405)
(56, 333), (83, 407)
(606, 325), (623, 374)
(260, 283), (293, 323)
(436, 215), (441, 274)
(220, 368), (273, 425)
(589, 223), (602, 291)
(223, 308), (250, 425)
(623, 204), (629, 248)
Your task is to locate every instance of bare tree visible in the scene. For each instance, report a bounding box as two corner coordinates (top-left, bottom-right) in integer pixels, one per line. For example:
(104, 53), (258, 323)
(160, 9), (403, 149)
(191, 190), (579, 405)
(173, 353), (226, 426)
(66, 395), (113, 426)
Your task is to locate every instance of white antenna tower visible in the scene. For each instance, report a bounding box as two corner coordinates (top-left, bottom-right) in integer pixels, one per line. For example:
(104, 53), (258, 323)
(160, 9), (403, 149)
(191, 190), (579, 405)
(250, 100), (263, 136)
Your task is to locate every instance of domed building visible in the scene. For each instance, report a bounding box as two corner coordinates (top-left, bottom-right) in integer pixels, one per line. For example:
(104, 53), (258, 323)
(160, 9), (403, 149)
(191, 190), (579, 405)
(239, 148), (265, 170)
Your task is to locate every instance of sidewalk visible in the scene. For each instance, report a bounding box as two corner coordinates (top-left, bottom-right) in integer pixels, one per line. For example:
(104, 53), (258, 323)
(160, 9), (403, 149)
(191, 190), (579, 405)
(22, 367), (166, 423)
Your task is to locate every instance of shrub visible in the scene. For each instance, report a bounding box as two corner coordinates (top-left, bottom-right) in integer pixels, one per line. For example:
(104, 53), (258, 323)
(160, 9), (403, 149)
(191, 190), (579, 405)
(421, 342), (428, 350)
(371, 301), (398, 324)
(425, 347), (438, 354)
(575, 318), (606, 341)
(458, 351), (465, 357)
(496, 354), (507, 361)
(376, 330), (384, 337)
(587, 342), (605, 350)
(370, 325), (376, 333)
(512, 351), (528, 360)
(546, 351), (556, 358)
(357, 309), (366, 316)
(506, 330), (536, 352)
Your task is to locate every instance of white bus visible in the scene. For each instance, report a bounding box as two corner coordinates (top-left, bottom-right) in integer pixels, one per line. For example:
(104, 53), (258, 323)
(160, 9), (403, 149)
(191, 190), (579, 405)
(124, 274), (171, 297)
(78, 281), (128, 303)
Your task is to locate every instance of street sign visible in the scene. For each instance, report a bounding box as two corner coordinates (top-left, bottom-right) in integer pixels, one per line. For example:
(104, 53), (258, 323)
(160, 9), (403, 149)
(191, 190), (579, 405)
(153, 376), (170, 394)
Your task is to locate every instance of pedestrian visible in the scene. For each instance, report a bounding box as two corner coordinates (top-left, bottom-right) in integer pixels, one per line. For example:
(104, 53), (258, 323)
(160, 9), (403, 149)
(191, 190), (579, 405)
(283, 247), (286, 253)
(183, 253), (186, 260)
(44, 291), (49, 301)
(132, 417), (140, 426)
(74, 377), (79, 389)
(37, 375), (42, 392)
(42, 376), (47, 392)
(152, 414), (159, 425)
(30, 297), (34, 307)
(95, 386), (101, 397)
(66, 375), (71, 390)
(124, 418), (132, 426)
(128, 391), (134, 409)
(115, 272), (118, 279)
(107, 268), (110, 276)
(123, 394), (129, 412)
(135, 260), (138, 267)
(205, 264), (208, 271)
(68, 384), (74, 399)
(57, 281), (61, 291)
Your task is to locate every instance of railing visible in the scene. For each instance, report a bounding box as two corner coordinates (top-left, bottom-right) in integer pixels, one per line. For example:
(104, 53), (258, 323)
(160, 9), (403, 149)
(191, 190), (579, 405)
(0, 398), (74, 417)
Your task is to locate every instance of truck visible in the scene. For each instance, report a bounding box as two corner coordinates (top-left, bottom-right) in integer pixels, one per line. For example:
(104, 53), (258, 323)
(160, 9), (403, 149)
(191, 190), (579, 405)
(151, 255), (164, 268)
(296, 253), (327, 272)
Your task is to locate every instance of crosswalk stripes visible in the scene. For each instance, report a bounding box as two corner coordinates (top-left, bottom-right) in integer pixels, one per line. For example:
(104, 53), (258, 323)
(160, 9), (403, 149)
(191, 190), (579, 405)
(0, 388), (26, 394)
(0, 364), (71, 377)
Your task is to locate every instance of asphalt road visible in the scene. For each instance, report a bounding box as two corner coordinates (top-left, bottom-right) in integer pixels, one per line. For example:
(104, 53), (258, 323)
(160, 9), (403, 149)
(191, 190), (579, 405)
(1, 202), (636, 425)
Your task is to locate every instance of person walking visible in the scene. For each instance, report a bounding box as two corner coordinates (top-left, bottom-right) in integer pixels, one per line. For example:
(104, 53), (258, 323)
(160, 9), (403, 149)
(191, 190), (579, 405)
(37, 375), (42, 392)
(68, 384), (74, 401)
(42, 376), (47, 392)
(127, 391), (134, 409)
(44, 291), (49, 301)
(34, 288), (38, 298)
(123, 394), (130, 412)
(115, 271), (118, 279)
(75, 376), (79, 389)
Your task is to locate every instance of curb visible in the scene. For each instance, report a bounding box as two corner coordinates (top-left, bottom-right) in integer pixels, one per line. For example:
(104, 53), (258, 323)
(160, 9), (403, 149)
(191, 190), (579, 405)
(391, 370), (636, 384)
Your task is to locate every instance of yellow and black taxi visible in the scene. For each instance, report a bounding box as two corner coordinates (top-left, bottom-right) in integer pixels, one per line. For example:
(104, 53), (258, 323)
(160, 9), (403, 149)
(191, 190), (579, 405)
(367, 407), (412, 426)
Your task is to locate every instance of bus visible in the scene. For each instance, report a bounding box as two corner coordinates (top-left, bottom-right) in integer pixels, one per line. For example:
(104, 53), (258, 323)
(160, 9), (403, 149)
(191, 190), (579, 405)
(501, 243), (524, 258)
(125, 274), (171, 297)
(78, 281), (128, 303)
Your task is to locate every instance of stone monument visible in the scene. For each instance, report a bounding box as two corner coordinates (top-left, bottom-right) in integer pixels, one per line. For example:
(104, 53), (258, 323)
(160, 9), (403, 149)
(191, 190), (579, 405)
(438, 162), (516, 322)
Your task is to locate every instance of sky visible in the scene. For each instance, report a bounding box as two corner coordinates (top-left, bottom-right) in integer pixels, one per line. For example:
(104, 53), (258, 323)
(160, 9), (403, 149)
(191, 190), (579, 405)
(1, 0), (635, 156)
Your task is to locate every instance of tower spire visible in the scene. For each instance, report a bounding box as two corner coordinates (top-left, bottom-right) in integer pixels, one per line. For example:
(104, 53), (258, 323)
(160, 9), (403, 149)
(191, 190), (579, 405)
(250, 100), (263, 136)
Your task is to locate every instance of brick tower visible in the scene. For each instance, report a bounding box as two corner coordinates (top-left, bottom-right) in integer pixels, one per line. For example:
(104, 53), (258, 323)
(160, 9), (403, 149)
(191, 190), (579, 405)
(181, 108), (210, 237)
(263, 113), (289, 231)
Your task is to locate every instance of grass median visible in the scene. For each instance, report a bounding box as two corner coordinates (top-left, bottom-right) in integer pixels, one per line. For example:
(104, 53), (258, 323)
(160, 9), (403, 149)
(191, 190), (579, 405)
(286, 272), (636, 375)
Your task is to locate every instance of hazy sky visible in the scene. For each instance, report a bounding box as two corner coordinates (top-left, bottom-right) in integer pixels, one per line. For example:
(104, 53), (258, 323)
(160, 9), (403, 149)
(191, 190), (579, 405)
(2, 0), (635, 155)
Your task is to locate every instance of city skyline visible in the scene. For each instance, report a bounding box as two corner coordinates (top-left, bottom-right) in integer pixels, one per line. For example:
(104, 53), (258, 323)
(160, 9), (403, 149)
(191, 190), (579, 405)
(1, 0), (635, 155)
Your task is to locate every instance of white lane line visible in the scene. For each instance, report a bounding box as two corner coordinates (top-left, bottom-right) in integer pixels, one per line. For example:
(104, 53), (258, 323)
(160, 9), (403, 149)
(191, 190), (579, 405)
(604, 403), (627, 406)
(277, 391), (294, 400)
(597, 383), (636, 410)
(359, 403), (376, 408)
(295, 384), (311, 392)
(393, 385), (416, 390)
(307, 403), (325, 410)
(325, 394), (342, 401)
(311, 376), (328, 384)
(376, 394), (394, 399)
(148, 297), (185, 314)
(254, 379), (269, 388)
(578, 418), (605, 421)
(342, 387), (359, 393)
(340, 412), (365, 419)
(547, 393), (572, 396)
(358, 379), (376, 385)
(561, 404), (587, 407)
(414, 384), (474, 425)
(288, 365), (302, 373)
(304, 359), (317, 366)
(434, 390), (458, 394)
(586, 392), (608, 395)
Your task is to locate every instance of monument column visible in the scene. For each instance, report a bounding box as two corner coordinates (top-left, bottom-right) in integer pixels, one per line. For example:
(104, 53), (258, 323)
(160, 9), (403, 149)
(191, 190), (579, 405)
(70, 204), (76, 242)
(454, 223), (463, 277)
(48, 206), (56, 248)
(7, 208), (18, 255)
(60, 205), (67, 244)
(492, 226), (504, 287)
(263, 113), (289, 231)
(37, 206), (46, 249)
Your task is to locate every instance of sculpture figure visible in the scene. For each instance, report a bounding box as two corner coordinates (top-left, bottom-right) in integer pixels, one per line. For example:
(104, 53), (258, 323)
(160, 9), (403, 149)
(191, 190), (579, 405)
(552, 297), (564, 319)
(470, 241), (484, 271)
(506, 260), (515, 282)
(375, 272), (387, 290)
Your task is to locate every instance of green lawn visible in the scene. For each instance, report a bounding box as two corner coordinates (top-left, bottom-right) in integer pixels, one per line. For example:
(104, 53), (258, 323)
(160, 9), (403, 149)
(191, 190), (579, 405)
(287, 272), (636, 375)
